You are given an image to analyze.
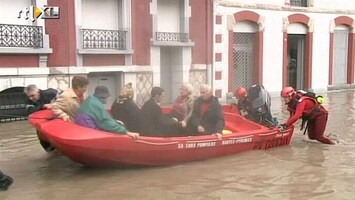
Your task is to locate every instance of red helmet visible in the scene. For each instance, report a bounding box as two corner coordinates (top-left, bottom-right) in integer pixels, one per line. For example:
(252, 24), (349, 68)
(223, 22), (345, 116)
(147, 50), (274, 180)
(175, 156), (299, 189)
(281, 86), (295, 98)
(235, 87), (247, 99)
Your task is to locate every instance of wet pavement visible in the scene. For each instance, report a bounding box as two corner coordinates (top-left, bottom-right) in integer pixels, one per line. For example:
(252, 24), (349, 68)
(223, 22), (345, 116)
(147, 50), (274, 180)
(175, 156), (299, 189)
(1, 90), (355, 200)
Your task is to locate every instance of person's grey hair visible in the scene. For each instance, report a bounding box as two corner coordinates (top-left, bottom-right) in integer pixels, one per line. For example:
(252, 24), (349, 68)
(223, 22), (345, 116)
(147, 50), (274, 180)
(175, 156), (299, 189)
(181, 83), (193, 95)
(200, 84), (212, 93)
(24, 84), (39, 95)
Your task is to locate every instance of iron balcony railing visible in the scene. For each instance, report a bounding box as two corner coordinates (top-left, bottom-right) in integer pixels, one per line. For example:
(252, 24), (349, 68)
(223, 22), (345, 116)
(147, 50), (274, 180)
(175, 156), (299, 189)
(290, 0), (308, 7)
(0, 24), (43, 48)
(155, 32), (189, 42)
(81, 28), (127, 50)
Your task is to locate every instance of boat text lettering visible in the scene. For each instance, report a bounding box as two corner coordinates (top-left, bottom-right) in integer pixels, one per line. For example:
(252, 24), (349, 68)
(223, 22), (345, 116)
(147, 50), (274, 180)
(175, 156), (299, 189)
(253, 137), (289, 150)
(222, 137), (253, 145)
(177, 141), (216, 149)
(177, 137), (253, 149)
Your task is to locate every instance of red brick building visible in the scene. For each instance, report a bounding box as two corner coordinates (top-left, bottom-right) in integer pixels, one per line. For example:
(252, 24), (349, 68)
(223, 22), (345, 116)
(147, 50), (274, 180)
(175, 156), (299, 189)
(0, 0), (213, 106)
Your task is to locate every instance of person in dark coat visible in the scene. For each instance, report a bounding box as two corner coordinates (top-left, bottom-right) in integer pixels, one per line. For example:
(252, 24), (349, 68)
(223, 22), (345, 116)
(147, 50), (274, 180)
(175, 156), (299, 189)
(24, 84), (58, 115)
(111, 84), (141, 132)
(0, 170), (13, 191)
(140, 87), (178, 137)
(188, 84), (224, 139)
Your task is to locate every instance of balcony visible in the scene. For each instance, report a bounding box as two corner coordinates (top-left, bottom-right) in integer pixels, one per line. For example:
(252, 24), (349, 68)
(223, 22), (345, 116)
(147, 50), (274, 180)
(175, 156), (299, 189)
(0, 24), (43, 48)
(0, 24), (52, 54)
(153, 32), (194, 47)
(156, 32), (189, 42)
(82, 28), (127, 50)
(78, 28), (133, 54)
(290, 0), (308, 7)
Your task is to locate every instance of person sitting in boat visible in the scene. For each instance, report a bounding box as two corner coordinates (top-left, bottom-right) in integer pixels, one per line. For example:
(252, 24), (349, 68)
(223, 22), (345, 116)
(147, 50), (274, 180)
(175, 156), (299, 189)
(75, 86), (139, 139)
(169, 82), (195, 135)
(24, 84), (58, 115)
(140, 86), (179, 137)
(111, 83), (141, 132)
(235, 85), (277, 127)
(188, 84), (224, 140)
(52, 76), (89, 122)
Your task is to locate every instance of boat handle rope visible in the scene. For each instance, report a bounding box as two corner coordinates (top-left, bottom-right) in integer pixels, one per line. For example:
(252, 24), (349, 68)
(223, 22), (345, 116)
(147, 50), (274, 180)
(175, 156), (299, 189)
(136, 137), (222, 145)
(258, 131), (278, 137)
(228, 136), (253, 140)
(0, 113), (58, 120)
(135, 140), (179, 146)
(187, 139), (220, 143)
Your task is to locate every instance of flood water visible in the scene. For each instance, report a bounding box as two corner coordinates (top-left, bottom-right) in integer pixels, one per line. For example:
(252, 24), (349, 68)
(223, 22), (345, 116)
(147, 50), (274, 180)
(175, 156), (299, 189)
(1, 90), (355, 200)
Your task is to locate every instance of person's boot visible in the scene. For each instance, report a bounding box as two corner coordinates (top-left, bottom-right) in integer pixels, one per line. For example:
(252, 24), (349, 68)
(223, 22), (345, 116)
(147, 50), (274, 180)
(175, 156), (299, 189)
(0, 175), (13, 191)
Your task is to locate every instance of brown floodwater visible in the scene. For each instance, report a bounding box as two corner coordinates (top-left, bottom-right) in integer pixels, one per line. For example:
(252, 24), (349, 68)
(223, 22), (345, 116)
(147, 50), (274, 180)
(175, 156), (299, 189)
(1, 90), (355, 200)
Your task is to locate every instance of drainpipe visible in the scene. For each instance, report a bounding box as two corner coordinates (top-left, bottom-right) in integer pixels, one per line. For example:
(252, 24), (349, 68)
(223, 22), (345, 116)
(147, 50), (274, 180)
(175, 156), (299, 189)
(207, 0), (213, 89)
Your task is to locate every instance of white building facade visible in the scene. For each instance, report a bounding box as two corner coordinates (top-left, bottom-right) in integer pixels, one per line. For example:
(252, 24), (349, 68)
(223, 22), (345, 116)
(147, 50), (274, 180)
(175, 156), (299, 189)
(213, 0), (355, 99)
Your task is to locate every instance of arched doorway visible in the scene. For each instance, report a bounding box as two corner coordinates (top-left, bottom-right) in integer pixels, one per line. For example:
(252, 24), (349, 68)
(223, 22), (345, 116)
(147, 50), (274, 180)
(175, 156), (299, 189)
(287, 24), (307, 89)
(329, 16), (355, 87)
(283, 14), (313, 90)
(228, 11), (264, 92)
(333, 26), (349, 85)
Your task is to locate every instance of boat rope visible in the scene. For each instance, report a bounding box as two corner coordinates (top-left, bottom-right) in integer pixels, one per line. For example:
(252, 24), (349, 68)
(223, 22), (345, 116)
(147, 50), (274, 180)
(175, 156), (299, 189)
(135, 140), (179, 146)
(228, 136), (253, 140)
(0, 113), (58, 120)
(258, 131), (278, 136)
(187, 139), (219, 143)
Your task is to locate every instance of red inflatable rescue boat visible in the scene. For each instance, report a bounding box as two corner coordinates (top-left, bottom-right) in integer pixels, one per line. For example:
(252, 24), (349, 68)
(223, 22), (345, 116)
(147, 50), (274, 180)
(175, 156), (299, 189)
(28, 106), (294, 166)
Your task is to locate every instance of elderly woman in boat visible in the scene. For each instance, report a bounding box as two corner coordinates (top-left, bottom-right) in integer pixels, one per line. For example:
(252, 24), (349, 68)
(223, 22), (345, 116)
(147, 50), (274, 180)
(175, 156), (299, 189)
(75, 86), (139, 139)
(169, 82), (195, 135)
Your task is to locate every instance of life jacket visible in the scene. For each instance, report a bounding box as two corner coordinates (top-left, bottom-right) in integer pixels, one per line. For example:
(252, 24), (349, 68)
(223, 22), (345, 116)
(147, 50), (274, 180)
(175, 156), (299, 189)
(288, 90), (324, 131)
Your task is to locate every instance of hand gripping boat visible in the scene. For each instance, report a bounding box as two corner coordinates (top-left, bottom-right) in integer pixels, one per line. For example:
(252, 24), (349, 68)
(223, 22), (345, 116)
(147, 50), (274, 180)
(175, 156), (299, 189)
(28, 106), (294, 167)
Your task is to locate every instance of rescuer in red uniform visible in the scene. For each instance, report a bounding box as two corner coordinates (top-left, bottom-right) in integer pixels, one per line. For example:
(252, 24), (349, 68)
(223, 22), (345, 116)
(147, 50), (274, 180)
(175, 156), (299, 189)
(279, 87), (334, 145)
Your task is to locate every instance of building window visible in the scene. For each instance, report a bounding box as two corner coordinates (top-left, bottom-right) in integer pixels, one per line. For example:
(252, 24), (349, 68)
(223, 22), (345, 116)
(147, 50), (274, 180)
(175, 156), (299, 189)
(290, 0), (308, 7)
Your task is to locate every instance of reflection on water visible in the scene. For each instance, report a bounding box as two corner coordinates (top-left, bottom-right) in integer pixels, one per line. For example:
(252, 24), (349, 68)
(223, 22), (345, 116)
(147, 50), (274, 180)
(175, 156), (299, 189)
(1, 91), (355, 199)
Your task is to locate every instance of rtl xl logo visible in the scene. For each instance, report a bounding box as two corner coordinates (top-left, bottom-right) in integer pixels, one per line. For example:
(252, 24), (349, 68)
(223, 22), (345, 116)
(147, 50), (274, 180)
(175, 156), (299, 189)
(18, 5), (60, 22)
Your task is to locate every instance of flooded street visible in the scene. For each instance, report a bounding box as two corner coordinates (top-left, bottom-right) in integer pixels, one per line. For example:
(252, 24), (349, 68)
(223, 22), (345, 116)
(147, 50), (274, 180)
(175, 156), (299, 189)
(1, 90), (355, 200)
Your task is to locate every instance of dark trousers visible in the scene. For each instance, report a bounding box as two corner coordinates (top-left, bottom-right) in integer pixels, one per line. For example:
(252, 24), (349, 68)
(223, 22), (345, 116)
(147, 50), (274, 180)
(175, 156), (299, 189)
(0, 170), (13, 191)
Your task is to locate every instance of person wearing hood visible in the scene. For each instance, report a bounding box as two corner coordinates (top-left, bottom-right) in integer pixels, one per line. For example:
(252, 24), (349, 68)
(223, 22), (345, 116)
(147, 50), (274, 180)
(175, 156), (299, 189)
(75, 86), (139, 139)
